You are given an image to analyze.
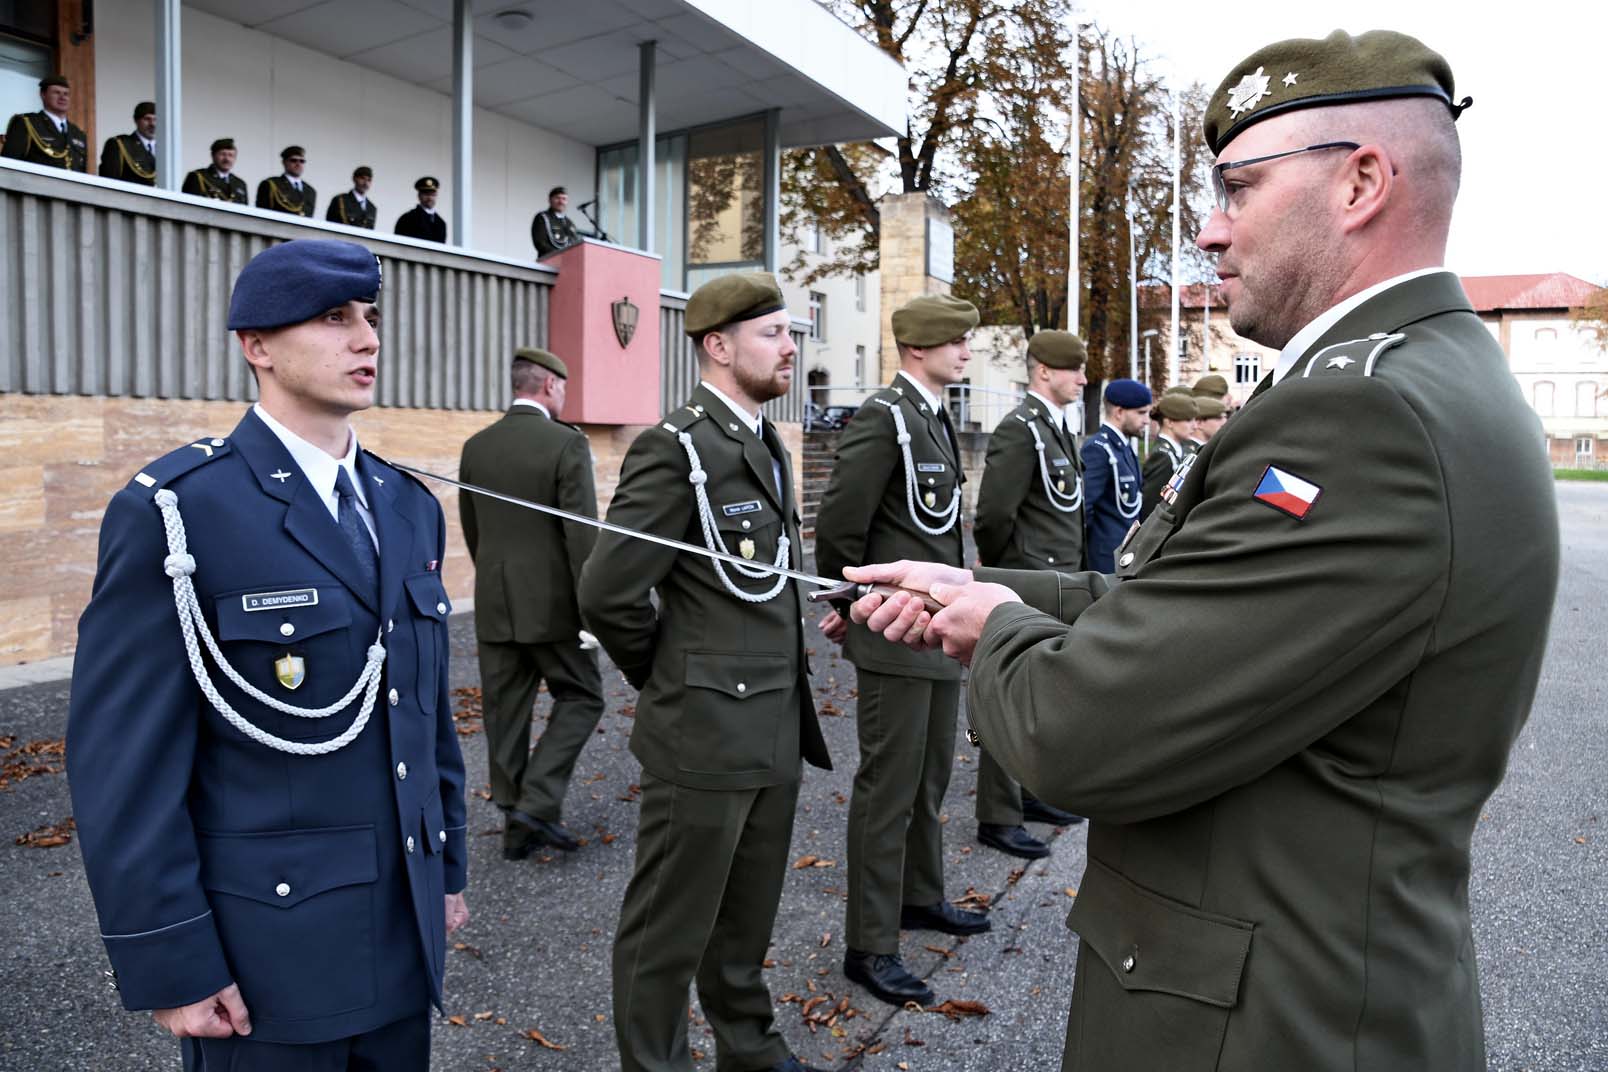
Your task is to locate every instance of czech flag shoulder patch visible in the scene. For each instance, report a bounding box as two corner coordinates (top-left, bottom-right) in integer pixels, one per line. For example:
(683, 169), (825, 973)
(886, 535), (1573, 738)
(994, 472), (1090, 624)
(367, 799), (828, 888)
(1252, 465), (1322, 520)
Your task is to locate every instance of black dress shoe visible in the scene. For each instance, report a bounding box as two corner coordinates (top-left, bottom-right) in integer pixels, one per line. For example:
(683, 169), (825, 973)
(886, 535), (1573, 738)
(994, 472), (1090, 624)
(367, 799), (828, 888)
(763, 1056), (830, 1072)
(843, 949), (935, 1007)
(1022, 792), (1085, 826)
(977, 822), (1051, 860)
(506, 810), (580, 854)
(900, 900), (991, 936)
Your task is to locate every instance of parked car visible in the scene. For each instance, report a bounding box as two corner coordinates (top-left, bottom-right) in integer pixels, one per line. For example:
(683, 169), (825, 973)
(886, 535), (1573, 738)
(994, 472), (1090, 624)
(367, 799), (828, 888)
(805, 403), (859, 431)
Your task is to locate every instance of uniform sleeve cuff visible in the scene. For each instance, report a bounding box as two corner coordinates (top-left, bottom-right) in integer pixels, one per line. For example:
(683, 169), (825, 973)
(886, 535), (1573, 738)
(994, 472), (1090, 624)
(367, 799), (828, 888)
(102, 910), (232, 1012)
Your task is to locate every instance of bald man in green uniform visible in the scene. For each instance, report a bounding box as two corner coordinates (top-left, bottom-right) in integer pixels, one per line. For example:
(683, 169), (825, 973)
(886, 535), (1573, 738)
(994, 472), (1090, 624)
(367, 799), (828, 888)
(815, 293), (990, 1009)
(971, 330), (1089, 859)
(580, 272), (831, 1072)
(844, 29), (1557, 1072)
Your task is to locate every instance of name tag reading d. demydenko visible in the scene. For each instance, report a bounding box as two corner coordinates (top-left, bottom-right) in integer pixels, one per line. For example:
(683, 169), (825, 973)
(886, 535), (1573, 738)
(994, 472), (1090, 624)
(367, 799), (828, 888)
(916, 463), (946, 473)
(242, 588), (320, 612)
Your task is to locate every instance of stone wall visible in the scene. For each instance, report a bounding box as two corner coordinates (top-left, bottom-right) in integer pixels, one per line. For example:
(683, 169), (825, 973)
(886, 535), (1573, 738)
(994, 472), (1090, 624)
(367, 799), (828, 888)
(877, 193), (953, 383)
(0, 394), (804, 666)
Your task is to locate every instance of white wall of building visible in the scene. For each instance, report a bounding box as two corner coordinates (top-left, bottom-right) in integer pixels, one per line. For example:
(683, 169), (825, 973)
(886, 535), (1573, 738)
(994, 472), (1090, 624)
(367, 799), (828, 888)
(95, 2), (595, 261)
(779, 228), (880, 407)
(1497, 313), (1606, 463)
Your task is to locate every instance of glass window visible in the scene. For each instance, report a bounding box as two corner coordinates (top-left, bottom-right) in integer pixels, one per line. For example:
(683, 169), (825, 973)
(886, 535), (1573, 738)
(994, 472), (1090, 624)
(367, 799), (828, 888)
(1576, 381), (1599, 418)
(808, 291), (825, 342)
(854, 272), (866, 312)
(686, 118), (764, 278)
(0, 34), (52, 124)
(1233, 352), (1260, 384)
(1575, 437), (1593, 466)
(1533, 381), (1555, 416)
(855, 344), (867, 386)
(597, 133), (687, 291)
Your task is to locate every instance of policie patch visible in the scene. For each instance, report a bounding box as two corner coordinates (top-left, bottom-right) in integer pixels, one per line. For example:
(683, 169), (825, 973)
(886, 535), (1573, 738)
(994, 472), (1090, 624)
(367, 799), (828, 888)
(1252, 465), (1322, 520)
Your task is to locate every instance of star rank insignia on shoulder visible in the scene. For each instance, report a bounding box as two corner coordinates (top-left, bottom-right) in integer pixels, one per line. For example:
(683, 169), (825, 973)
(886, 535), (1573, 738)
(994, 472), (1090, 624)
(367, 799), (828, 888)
(1300, 332), (1406, 379)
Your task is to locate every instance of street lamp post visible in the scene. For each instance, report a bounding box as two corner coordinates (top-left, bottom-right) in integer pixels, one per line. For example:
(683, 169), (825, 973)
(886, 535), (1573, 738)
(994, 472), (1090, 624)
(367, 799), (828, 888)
(1126, 189), (1138, 380)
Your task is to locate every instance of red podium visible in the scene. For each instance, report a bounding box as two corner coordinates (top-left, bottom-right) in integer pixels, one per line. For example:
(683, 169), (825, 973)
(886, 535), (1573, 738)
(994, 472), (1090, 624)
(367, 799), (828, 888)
(544, 238), (663, 425)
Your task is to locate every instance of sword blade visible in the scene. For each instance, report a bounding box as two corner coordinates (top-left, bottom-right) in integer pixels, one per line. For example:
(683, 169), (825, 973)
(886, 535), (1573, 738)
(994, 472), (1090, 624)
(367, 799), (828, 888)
(394, 463), (846, 591)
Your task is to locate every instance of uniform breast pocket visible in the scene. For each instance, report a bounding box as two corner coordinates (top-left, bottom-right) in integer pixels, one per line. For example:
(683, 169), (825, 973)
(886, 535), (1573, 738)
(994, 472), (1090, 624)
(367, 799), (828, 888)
(912, 457), (957, 507)
(404, 572), (452, 714)
(677, 650), (794, 775)
(713, 499), (785, 572)
(213, 585), (355, 738)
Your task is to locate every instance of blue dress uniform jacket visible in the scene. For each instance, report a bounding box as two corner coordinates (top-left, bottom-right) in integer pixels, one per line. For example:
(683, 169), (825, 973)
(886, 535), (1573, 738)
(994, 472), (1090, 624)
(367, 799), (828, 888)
(1079, 424), (1142, 573)
(67, 408), (467, 1045)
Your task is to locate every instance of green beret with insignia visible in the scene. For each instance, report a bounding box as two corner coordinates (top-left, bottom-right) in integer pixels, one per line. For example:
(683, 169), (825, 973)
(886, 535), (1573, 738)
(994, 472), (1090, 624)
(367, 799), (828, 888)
(684, 271), (786, 339)
(891, 294), (979, 348)
(1195, 396), (1228, 419)
(1192, 373), (1230, 398)
(1204, 29), (1468, 155)
(514, 346), (567, 380)
(1154, 393), (1198, 421)
(1026, 330), (1087, 369)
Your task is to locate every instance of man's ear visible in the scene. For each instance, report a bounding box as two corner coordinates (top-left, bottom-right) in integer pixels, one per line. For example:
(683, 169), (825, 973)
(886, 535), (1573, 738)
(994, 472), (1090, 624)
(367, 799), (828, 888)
(238, 330), (272, 377)
(1339, 144), (1394, 234)
(702, 329), (734, 369)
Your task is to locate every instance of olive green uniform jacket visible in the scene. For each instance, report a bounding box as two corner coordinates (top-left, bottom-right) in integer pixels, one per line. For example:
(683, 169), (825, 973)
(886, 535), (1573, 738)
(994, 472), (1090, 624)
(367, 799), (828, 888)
(1140, 434), (1188, 520)
(815, 377), (966, 679)
(256, 174), (316, 217)
(2, 110), (87, 170)
(458, 404), (597, 644)
(579, 384), (830, 789)
(974, 395), (1085, 571)
(968, 272), (1559, 1072)
(182, 165), (248, 203)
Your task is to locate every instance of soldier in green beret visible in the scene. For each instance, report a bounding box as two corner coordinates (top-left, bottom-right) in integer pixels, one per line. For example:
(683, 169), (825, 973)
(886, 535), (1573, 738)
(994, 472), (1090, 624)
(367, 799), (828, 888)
(815, 292), (989, 1008)
(1191, 372), (1231, 402)
(182, 139), (248, 204)
(3, 75), (88, 171)
(1141, 391), (1197, 518)
(581, 272), (831, 1072)
(459, 347), (603, 859)
(842, 28), (1557, 1072)
(971, 329), (1089, 858)
(98, 101), (157, 186)
(1189, 395), (1228, 450)
(257, 145), (316, 217)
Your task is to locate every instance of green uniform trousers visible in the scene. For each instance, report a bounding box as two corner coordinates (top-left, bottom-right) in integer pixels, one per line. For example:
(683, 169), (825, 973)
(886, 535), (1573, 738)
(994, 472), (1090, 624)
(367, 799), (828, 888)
(845, 668), (959, 954)
(477, 638), (604, 821)
(613, 771), (800, 1072)
(974, 747), (1024, 826)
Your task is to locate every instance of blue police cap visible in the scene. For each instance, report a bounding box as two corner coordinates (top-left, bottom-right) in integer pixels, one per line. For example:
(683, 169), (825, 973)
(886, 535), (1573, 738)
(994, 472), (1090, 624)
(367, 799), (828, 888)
(1104, 378), (1153, 409)
(227, 239), (382, 331)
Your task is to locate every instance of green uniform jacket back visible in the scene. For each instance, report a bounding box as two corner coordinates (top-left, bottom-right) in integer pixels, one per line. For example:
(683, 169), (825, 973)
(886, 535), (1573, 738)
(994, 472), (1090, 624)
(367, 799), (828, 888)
(579, 385), (830, 790)
(815, 381), (966, 680)
(967, 272), (1560, 1071)
(458, 405), (597, 644)
(973, 396), (1085, 570)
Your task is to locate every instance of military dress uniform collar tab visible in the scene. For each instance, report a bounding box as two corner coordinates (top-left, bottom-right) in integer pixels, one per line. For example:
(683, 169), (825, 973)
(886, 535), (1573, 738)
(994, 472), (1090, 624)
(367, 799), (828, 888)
(895, 370), (942, 414)
(1026, 390), (1066, 432)
(512, 398), (551, 419)
(1273, 267), (1449, 385)
(699, 380), (763, 437)
(252, 403), (368, 520)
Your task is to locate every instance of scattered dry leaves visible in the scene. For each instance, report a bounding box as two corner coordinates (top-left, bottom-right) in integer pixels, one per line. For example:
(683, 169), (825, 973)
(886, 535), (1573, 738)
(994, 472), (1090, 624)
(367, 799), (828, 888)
(927, 999), (990, 1021)
(522, 1027), (566, 1051)
(0, 738), (66, 791)
(15, 816), (75, 848)
(792, 855), (836, 869)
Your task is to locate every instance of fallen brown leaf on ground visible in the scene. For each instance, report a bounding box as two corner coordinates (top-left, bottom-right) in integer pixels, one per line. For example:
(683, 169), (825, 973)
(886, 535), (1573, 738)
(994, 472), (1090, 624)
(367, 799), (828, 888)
(923, 945), (952, 958)
(523, 1027), (566, 1050)
(927, 999), (990, 1021)
(447, 1014), (468, 1027)
(15, 817), (75, 848)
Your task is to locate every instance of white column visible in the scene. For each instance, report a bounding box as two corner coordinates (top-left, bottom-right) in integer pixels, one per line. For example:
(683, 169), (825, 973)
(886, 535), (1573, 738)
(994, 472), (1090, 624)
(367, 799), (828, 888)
(1067, 23), (1081, 332)
(451, 0), (473, 247)
(154, 0), (181, 191)
(637, 41), (657, 253)
(1169, 87), (1181, 387)
(762, 107), (781, 272)
(1126, 189), (1138, 380)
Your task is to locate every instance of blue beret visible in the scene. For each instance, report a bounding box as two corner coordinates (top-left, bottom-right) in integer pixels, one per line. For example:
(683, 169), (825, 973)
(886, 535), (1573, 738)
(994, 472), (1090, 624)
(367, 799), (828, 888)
(1105, 378), (1153, 409)
(228, 240), (382, 331)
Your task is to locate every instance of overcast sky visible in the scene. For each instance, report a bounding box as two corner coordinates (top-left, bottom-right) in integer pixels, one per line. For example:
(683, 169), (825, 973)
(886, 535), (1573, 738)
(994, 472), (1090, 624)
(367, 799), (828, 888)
(1077, 0), (1607, 284)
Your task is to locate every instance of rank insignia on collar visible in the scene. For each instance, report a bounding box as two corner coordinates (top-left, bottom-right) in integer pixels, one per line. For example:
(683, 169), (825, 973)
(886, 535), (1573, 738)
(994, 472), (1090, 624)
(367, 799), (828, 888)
(738, 537), (756, 560)
(1252, 465), (1322, 520)
(270, 470), (292, 483)
(1227, 66), (1272, 117)
(274, 654), (306, 690)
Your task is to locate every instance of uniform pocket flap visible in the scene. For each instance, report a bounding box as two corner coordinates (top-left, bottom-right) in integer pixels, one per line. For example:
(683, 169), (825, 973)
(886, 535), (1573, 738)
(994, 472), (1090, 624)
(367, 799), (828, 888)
(1115, 506), (1175, 579)
(684, 650), (793, 699)
(215, 585), (351, 643)
(713, 500), (775, 533)
(405, 572), (452, 620)
(422, 799), (445, 856)
(198, 825), (378, 909)
(1067, 858), (1253, 1008)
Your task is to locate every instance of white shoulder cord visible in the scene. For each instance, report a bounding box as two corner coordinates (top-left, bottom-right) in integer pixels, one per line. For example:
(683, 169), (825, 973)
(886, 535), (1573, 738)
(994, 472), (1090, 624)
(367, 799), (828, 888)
(153, 489), (386, 756)
(1026, 419), (1083, 512)
(887, 404), (960, 535)
(1094, 438), (1142, 521)
(675, 433), (791, 604)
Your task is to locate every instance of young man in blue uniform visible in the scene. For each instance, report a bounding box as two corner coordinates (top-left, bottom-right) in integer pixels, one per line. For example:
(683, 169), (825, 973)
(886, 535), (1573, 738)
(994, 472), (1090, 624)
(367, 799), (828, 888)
(1079, 378), (1151, 573)
(67, 239), (469, 1070)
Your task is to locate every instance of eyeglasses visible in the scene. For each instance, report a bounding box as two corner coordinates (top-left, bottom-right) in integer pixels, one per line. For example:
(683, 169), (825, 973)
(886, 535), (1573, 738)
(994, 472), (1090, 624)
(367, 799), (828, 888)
(286, 157), (305, 164)
(1210, 141), (1359, 213)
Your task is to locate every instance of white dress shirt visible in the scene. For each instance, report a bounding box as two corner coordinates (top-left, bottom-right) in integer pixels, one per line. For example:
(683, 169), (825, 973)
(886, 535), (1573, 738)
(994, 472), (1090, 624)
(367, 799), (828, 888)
(1027, 389), (1067, 434)
(895, 369), (943, 413)
(1271, 267), (1449, 385)
(253, 404), (377, 547)
(513, 397), (551, 419)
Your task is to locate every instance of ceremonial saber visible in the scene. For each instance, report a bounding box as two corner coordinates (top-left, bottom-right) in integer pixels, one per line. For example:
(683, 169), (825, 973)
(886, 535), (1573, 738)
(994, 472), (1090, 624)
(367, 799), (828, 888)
(393, 464), (938, 611)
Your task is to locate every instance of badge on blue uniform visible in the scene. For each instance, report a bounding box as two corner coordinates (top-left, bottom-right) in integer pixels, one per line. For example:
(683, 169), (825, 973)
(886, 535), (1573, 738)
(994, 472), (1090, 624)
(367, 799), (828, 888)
(275, 654), (306, 690)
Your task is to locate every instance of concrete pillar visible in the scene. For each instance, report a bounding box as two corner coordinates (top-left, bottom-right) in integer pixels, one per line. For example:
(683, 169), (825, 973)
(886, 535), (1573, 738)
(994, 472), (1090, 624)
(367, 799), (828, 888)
(877, 192), (954, 383)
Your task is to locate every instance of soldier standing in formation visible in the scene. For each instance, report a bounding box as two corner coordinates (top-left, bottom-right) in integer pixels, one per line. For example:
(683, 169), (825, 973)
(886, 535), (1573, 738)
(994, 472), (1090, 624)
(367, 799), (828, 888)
(815, 294), (989, 1009)
(395, 177), (447, 243)
(1191, 394), (1228, 447)
(3, 75), (88, 171)
(327, 166), (378, 229)
(531, 185), (581, 259)
(846, 28), (1558, 1072)
(1078, 379), (1151, 573)
(98, 101), (157, 186)
(182, 138), (248, 204)
(459, 348), (604, 858)
(257, 145), (316, 217)
(580, 272), (831, 1072)
(970, 329), (1088, 859)
(1141, 391), (1197, 519)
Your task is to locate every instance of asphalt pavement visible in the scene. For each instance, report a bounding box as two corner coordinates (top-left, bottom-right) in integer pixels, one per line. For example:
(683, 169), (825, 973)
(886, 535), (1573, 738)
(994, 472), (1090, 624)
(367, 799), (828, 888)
(0, 485), (1603, 1071)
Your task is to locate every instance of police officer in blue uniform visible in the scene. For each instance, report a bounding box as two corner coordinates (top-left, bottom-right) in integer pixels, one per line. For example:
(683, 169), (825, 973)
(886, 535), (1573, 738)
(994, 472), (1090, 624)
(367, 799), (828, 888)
(67, 239), (469, 1070)
(1079, 379), (1151, 573)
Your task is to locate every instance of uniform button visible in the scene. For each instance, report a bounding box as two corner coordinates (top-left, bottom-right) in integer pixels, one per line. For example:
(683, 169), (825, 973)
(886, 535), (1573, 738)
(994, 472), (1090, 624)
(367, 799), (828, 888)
(740, 519), (751, 530)
(438, 829), (446, 844)
(436, 601), (447, 615)
(386, 619), (394, 633)
(275, 882), (290, 898)
(1121, 949), (1137, 973)
(279, 621), (295, 637)
(736, 682), (747, 694)
(1047, 556), (1056, 564)
(209, 438), (225, 447)
(405, 836), (416, 853)
(926, 476), (936, 486)
(396, 762), (408, 781)
(388, 688), (399, 706)
(1118, 552), (1135, 567)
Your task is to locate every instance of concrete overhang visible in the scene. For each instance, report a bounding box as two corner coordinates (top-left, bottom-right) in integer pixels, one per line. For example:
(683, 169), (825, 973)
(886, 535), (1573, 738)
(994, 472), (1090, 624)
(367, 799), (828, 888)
(185, 0), (906, 148)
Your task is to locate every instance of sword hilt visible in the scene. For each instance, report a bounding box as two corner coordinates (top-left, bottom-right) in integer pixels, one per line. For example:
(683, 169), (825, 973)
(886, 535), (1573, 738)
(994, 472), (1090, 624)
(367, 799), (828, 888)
(806, 582), (944, 615)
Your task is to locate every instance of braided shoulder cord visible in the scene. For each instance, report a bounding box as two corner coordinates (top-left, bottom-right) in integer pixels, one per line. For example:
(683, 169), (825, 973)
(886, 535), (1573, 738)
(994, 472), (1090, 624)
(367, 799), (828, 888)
(1026, 419), (1083, 513)
(887, 405), (960, 535)
(674, 433), (791, 604)
(1094, 438), (1142, 521)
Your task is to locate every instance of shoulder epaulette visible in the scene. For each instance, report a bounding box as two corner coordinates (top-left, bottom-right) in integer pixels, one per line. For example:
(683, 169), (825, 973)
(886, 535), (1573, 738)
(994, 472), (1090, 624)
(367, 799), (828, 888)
(127, 437), (232, 498)
(1299, 332), (1407, 379)
(660, 402), (709, 435)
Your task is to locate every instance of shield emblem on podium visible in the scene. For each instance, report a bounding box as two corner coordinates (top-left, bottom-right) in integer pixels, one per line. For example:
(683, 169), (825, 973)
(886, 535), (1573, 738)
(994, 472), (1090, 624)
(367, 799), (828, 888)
(612, 296), (639, 348)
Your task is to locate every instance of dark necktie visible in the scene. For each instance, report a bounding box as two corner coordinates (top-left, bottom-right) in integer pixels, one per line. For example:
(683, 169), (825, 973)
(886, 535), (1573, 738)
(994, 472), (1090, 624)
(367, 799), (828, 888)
(760, 421), (789, 503)
(334, 468), (379, 598)
(935, 403), (961, 463)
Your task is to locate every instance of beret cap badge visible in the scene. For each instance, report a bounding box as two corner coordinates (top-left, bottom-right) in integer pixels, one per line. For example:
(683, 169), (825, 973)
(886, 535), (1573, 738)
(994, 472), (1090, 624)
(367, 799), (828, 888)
(1227, 66), (1274, 118)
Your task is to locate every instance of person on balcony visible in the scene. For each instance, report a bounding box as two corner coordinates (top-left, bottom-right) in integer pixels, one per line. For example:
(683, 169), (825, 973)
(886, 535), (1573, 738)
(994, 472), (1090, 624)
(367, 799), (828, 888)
(327, 166), (378, 229)
(257, 145), (316, 217)
(395, 176), (447, 243)
(531, 185), (580, 258)
(182, 138), (248, 204)
(3, 74), (88, 172)
(98, 101), (157, 187)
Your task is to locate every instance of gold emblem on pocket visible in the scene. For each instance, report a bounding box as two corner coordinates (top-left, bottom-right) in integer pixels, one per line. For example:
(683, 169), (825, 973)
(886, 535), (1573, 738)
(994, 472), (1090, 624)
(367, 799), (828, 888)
(738, 537), (756, 560)
(1057, 478), (1068, 493)
(274, 654), (305, 690)
(923, 490), (937, 508)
